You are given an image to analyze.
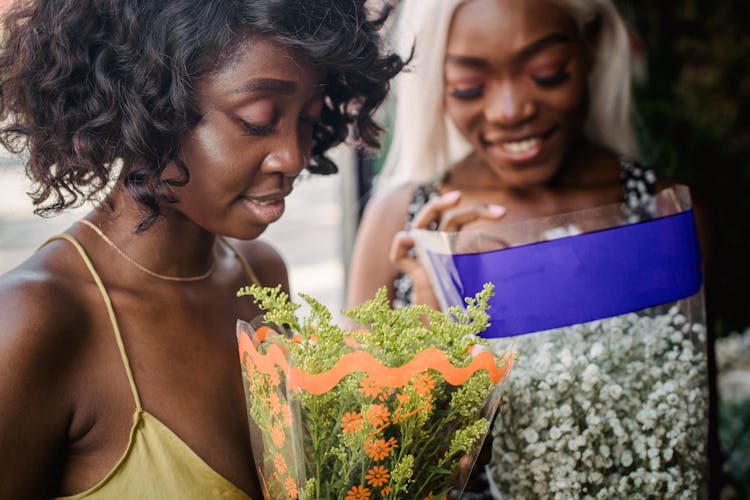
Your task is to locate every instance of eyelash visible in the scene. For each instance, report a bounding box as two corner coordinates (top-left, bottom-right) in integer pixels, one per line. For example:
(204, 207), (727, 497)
(241, 120), (275, 136)
(449, 86), (484, 99)
(239, 108), (321, 137)
(533, 71), (570, 87)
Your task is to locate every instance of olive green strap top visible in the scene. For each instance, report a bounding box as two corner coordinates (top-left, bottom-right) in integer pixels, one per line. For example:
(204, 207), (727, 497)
(43, 233), (256, 500)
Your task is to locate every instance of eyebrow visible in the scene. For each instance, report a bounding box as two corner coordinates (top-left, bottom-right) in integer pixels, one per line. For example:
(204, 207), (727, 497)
(445, 33), (572, 69)
(231, 78), (298, 95)
(516, 33), (572, 62)
(230, 79), (328, 97)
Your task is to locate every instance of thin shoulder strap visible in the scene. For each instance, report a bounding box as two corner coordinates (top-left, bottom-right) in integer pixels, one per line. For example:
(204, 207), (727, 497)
(218, 237), (262, 286)
(38, 234), (143, 410)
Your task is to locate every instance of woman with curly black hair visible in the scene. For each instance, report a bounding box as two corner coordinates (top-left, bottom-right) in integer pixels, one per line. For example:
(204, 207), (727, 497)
(0, 0), (403, 498)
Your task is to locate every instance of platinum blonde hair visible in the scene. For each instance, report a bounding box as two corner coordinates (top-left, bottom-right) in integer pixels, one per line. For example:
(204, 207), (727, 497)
(376, 0), (639, 194)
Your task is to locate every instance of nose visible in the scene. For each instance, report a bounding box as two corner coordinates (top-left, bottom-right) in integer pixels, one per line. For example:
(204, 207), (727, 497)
(484, 80), (537, 127)
(262, 130), (309, 178)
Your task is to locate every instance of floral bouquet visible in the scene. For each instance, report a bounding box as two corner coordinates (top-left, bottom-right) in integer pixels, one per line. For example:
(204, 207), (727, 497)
(236, 283), (514, 500)
(412, 186), (710, 498)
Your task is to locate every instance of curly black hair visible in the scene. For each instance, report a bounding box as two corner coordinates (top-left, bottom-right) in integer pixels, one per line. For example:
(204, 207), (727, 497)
(0, 0), (404, 229)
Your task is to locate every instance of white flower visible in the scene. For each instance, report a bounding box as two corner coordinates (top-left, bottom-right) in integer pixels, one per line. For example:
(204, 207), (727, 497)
(522, 427), (539, 444)
(489, 307), (709, 497)
(558, 404), (573, 418)
(549, 426), (562, 440)
(590, 342), (604, 358)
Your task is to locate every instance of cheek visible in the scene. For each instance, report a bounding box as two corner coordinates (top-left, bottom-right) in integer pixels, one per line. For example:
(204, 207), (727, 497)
(180, 125), (261, 189)
(550, 75), (589, 123)
(445, 100), (483, 136)
(183, 124), (237, 170)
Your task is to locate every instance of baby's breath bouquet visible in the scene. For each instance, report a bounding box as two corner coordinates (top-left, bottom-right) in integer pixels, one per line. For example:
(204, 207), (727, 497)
(412, 186), (711, 498)
(236, 283), (513, 500)
(488, 310), (709, 498)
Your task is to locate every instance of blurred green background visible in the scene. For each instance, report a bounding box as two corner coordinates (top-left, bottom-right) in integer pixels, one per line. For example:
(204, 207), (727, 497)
(617, 0), (750, 338)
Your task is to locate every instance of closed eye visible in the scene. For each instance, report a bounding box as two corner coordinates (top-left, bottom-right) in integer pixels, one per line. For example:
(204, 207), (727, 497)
(533, 71), (570, 87)
(448, 85), (484, 99)
(240, 120), (275, 136)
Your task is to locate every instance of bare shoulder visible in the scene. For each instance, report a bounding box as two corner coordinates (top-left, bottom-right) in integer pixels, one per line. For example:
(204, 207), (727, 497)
(362, 183), (417, 222)
(0, 242), (94, 496)
(346, 184), (418, 308)
(0, 241), (91, 384)
(224, 238), (289, 291)
(357, 183), (421, 250)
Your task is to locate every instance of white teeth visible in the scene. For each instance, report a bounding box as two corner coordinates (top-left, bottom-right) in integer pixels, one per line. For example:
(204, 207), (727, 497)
(501, 137), (541, 153)
(251, 199), (277, 206)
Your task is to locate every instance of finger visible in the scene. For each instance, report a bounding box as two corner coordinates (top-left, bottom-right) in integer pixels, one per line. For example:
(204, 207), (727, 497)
(439, 204), (506, 232)
(388, 231), (421, 275)
(411, 190), (462, 230)
(457, 453), (476, 485)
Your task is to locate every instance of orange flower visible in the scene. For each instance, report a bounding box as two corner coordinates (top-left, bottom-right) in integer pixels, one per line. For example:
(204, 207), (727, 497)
(359, 377), (382, 398)
(284, 476), (299, 499)
(381, 486), (393, 495)
(243, 355), (256, 378)
(423, 493), (434, 500)
(341, 411), (364, 434)
(365, 466), (390, 487)
(255, 325), (273, 342)
(365, 404), (391, 428)
(268, 392), (282, 415)
(345, 485), (371, 500)
(270, 423), (285, 447)
(267, 369), (281, 388)
(413, 372), (435, 396)
(365, 437), (398, 461)
(282, 405), (293, 426)
(274, 453), (287, 475)
(396, 392), (410, 404)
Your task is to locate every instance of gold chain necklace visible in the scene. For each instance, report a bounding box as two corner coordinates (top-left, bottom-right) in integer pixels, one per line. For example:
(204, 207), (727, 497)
(77, 219), (216, 282)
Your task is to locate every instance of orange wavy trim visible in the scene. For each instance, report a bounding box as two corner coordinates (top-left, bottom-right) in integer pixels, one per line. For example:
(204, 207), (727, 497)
(238, 331), (514, 396)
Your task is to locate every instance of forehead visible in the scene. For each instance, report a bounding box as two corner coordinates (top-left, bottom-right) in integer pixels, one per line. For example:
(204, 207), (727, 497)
(448, 0), (578, 53)
(198, 37), (324, 98)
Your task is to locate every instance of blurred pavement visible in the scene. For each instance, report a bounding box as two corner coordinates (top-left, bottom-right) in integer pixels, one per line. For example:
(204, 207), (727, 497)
(0, 150), (348, 320)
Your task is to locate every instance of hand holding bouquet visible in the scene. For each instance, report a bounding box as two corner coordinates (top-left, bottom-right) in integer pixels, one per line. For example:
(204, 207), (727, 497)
(236, 284), (513, 500)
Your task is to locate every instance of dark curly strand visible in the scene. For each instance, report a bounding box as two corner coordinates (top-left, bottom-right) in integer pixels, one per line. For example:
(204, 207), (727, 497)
(0, 0), (404, 229)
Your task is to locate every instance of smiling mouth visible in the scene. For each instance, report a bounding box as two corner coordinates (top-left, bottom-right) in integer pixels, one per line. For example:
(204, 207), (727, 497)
(484, 127), (558, 162)
(500, 137), (543, 154)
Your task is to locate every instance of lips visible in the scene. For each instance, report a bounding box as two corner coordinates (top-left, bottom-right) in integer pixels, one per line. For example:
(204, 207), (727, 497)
(238, 190), (290, 224)
(482, 126), (558, 163)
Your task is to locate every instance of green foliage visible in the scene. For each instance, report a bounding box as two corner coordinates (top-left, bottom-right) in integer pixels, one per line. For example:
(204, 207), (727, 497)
(237, 283), (511, 499)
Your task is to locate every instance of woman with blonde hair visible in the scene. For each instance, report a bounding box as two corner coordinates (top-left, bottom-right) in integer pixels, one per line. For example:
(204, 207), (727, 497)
(347, 0), (703, 308)
(347, 0), (717, 496)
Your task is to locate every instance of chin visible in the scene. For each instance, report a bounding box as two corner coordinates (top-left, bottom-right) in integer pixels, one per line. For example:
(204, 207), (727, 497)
(221, 223), (269, 241)
(489, 161), (561, 190)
